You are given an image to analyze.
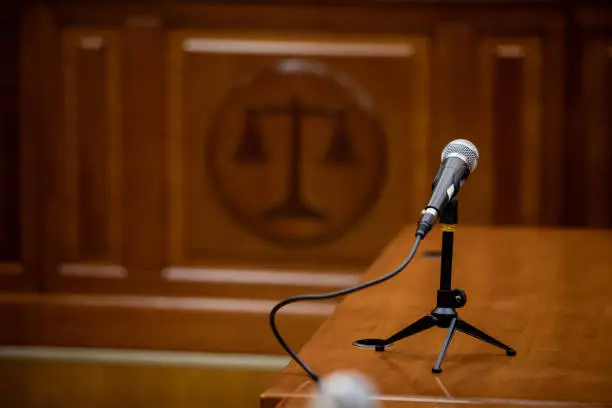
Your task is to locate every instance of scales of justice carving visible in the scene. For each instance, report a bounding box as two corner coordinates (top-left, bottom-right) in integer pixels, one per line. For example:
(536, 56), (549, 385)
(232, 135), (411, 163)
(235, 96), (357, 221)
(206, 60), (386, 246)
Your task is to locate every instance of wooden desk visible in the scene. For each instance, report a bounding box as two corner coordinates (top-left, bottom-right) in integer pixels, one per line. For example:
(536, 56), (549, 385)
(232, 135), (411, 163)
(261, 227), (612, 408)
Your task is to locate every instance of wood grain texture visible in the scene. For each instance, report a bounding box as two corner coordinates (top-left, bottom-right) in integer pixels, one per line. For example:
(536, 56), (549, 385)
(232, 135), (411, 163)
(5, 1), (612, 361)
(21, 2), (599, 292)
(27, 3), (62, 294)
(566, 7), (612, 228)
(480, 38), (544, 226)
(539, 17), (565, 227)
(0, 6), (39, 291)
(0, 18), (23, 285)
(0, 357), (279, 408)
(262, 226), (612, 406)
(122, 15), (167, 278)
(432, 24), (478, 222)
(61, 28), (123, 265)
(168, 31), (429, 267)
(0, 20), (21, 264)
(0, 293), (331, 354)
(578, 38), (612, 228)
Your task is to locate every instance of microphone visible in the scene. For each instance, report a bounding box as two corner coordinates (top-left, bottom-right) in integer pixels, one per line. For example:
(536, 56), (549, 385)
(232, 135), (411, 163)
(309, 371), (378, 408)
(416, 139), (479, 238)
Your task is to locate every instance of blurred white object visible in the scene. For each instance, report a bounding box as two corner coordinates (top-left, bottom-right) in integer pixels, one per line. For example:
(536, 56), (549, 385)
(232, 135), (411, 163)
(309, 371), (378, 408)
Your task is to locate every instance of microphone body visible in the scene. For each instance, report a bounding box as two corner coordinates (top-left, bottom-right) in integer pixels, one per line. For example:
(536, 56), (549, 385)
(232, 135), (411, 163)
(416, 140), (479, 238)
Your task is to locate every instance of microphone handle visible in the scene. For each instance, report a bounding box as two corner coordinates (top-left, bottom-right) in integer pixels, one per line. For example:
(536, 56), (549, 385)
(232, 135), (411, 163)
(416, 157), (470, 237)
(426, 157), (470, 212)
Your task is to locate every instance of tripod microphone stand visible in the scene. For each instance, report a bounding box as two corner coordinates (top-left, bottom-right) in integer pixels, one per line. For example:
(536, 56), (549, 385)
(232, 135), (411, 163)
(353, 198), (516, 373)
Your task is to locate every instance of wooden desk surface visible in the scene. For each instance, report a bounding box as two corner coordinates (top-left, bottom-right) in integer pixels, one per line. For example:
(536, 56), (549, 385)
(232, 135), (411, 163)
(261, 226), (612, 408)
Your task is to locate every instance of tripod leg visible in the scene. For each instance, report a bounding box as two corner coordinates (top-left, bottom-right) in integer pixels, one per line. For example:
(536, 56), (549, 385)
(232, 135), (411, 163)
(383, 315), (436, 346)
(455, 319), (516, 356)
(353, 315), (435, 351)
(432, 317), (457, 374)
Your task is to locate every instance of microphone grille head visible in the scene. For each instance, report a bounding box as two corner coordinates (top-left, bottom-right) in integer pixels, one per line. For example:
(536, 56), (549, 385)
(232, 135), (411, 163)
(441, 139), (479, 172)
(310, 371), (378, 408)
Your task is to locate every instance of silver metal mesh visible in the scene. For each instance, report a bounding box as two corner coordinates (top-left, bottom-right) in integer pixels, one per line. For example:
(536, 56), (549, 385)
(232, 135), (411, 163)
(441, 139), (479, 172)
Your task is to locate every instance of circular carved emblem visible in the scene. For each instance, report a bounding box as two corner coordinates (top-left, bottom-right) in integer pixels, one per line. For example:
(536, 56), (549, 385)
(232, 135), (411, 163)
(206, 59), (387, 246)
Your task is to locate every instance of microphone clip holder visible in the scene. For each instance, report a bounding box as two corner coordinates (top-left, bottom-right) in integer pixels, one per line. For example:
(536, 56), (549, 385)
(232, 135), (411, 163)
(353, 198), (516, 373)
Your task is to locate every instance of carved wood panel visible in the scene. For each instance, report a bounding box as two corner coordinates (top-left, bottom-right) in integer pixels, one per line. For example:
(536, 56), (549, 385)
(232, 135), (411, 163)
(579, 38), (612, 228)
(6, 0), (611, 358)
(566, 8), (612, 228)
(168, 32), (431, 269)
(53, 29), (125, 282)
(429, 22), (563, 228)
(478, 37), (546, 226)
(121, 16), (168, 279)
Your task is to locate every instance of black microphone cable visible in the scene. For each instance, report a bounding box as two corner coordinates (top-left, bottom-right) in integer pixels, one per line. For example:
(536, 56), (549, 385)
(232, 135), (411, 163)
(269, 235), (423, 383)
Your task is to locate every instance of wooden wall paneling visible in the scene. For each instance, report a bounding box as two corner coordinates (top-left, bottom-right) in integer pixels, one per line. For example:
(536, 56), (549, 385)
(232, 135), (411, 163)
(121, 15), (167, 283)
(478, 37), (544, 226)
(566, 8), (611, 228)
(162, 3), (562, 36)
(16, 10), (36, 290)
(164, 4), (435, 34)
(580, 37), (612, 228)
(431, 24), (483, 224)
(49, 27), (126, 291)
(0, 6), (42, 291)
(0, 22), (20, 267)
(30, 11), (355, 300)
(405, 36), (432, 220)
(0, 16), (24, 286)
(572, 7), (612, 228)
(563, 11), (585, 228)
(0, 358), (280, 408)
(539, 18), (565, 226)
(168, 31), (430, 272)
(0, 292), (330, 354)
(30, 5), (63, 294)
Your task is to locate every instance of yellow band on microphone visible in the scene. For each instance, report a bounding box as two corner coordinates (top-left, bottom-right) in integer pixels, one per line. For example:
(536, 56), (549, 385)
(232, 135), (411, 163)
(441, 224), (456, 232)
